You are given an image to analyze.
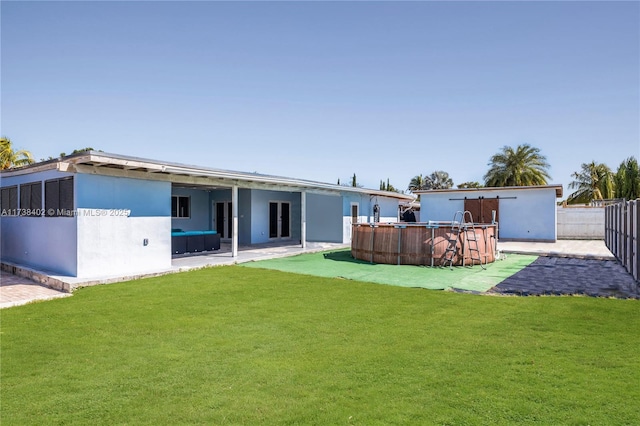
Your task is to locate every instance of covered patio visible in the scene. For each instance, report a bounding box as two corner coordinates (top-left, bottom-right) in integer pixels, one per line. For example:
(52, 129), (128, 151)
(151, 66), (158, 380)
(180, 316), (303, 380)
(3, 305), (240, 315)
(1, 241), (349, 294)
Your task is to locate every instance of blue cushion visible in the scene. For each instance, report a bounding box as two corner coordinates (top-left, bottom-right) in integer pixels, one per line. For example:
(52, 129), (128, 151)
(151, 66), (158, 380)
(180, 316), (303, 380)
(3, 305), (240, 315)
(171, 230), (218, 237)
(181, 231), (203, 236)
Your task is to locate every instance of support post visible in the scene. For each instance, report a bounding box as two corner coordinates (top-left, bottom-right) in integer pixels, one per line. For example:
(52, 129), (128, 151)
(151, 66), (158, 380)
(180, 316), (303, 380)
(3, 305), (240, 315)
(430, 227), (435, 268)
(232, 185), (238, 259)
(301, 191), (306, 249)
(396, 225), (404, 266)
(370, 224), (375, 264)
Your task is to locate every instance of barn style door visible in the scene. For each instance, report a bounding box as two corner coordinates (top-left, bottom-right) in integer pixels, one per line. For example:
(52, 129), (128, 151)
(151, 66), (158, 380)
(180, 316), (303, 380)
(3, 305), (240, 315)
(464, 198), (499, 224)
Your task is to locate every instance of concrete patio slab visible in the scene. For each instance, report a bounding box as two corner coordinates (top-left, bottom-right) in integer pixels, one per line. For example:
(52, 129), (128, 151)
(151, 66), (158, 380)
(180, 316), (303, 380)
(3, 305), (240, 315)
(497, 239), (614, 260)
(1, 242), (349, 301)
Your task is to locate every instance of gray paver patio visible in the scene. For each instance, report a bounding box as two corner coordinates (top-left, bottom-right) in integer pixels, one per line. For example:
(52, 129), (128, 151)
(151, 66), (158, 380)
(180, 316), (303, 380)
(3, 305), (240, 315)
(0, 271), (71, 309)
(490, 256), (639, 299)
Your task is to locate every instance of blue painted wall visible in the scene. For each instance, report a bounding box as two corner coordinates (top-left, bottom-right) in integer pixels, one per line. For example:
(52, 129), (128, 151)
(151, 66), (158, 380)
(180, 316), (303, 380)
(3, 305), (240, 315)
(209, 188), (252, 244)
(306, 193), (343, 242)
(209, 189), (231, 237)
(342, 192), (372, 221)
(250, 189), (301, 244)
(238, 189), (252, 244)
(1, 169), (78, 275)
(341, 193), (400, 221)
(171, 187), (211, 231)
(0, 216), (77, 275)
(76, 174), (170, 217)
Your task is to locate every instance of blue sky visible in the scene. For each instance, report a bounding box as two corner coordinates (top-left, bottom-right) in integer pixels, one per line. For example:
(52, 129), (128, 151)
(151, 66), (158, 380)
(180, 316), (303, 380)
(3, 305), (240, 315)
(2, 1), (638, 198)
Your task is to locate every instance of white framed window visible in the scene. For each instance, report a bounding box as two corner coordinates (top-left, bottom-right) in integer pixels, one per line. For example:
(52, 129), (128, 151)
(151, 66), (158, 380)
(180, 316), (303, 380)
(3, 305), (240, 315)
(171, 195), (190, 218)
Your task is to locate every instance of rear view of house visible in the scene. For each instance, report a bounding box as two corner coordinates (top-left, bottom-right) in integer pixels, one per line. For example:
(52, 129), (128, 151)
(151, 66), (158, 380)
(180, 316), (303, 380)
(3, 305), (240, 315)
(0, 151), (412, 279)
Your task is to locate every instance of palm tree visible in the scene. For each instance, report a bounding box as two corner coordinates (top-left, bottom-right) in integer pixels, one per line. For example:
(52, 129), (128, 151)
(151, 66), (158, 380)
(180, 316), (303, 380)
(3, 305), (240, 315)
(425, 170), (454, 190)
(614, 157), (640, 200)
(408, 174), (427, 192)
(1, 137), (34, 170)
(567, 161), (615, 204)
(484, 144), (551, 187)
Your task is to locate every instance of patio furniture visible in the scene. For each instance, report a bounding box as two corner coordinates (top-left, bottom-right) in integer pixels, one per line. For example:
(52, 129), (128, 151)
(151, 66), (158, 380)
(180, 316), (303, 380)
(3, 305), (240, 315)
(171, 229), (220, 254)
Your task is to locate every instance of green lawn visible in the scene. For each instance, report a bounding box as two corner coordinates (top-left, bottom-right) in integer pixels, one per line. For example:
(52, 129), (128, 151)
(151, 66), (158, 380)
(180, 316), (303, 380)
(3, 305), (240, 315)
(2, 266), (639, 425)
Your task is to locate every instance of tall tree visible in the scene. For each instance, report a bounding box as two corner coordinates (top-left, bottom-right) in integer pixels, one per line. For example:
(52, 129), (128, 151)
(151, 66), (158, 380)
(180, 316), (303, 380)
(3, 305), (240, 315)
(614, 157), (640, 200)
(567, 161), (615, 204)
(484, 144), (550, 187)
(407, 174), (427, 192)
(0, 137), (34, 170)
(380, 178), (398, 192)
(425, 170), (454, 190)
(351, 173), (357, 187)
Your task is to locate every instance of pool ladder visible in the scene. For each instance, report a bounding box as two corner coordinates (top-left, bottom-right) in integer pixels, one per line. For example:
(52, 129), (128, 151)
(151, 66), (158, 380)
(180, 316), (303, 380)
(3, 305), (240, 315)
(442, 211), (485, 270)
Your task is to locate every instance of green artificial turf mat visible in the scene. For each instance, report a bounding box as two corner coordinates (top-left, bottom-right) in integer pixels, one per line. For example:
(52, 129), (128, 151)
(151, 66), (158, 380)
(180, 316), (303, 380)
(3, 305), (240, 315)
(241, 249), (537, 292)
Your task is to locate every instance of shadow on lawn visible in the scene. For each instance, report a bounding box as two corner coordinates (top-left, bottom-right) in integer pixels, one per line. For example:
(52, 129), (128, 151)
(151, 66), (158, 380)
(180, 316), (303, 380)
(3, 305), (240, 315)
(322, 250), (372, 265)
(322, 249), (449, 267)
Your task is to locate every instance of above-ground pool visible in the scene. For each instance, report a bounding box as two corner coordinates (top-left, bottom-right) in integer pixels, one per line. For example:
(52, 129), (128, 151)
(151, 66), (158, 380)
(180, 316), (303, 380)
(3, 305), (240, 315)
(351, 222), (498, 267)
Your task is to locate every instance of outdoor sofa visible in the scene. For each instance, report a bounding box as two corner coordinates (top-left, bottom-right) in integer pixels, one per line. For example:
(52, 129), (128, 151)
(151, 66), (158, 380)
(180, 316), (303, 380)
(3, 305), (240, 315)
(171, 229), (220, 254)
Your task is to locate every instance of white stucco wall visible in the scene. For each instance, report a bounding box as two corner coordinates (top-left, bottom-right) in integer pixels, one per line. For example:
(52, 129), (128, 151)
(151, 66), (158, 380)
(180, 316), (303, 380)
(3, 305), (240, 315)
(76, 212), (171, 278)
(420, 187), (559, 241)
(557, 206), (604, 239)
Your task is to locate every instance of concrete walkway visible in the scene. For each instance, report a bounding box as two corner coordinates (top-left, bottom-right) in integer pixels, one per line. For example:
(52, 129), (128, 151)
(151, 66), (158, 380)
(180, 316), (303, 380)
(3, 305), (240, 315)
(497, 239), (614, 260)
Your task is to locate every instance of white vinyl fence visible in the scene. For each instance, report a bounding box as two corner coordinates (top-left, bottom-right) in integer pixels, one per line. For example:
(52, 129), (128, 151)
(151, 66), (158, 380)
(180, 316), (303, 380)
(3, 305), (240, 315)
(605, 200), (639, 282)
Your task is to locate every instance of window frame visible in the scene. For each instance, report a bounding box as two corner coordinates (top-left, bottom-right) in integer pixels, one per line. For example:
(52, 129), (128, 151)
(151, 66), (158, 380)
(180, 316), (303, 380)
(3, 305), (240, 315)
(171, 195), (190, 218)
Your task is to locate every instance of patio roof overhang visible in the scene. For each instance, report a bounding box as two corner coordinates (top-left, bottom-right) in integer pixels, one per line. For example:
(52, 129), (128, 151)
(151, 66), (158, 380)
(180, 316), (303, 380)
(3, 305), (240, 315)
(1, 151), (415, 200)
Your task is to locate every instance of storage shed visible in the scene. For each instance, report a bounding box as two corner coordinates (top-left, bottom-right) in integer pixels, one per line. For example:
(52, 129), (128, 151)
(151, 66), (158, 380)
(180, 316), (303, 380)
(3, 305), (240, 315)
(415, 185), (563, 242)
